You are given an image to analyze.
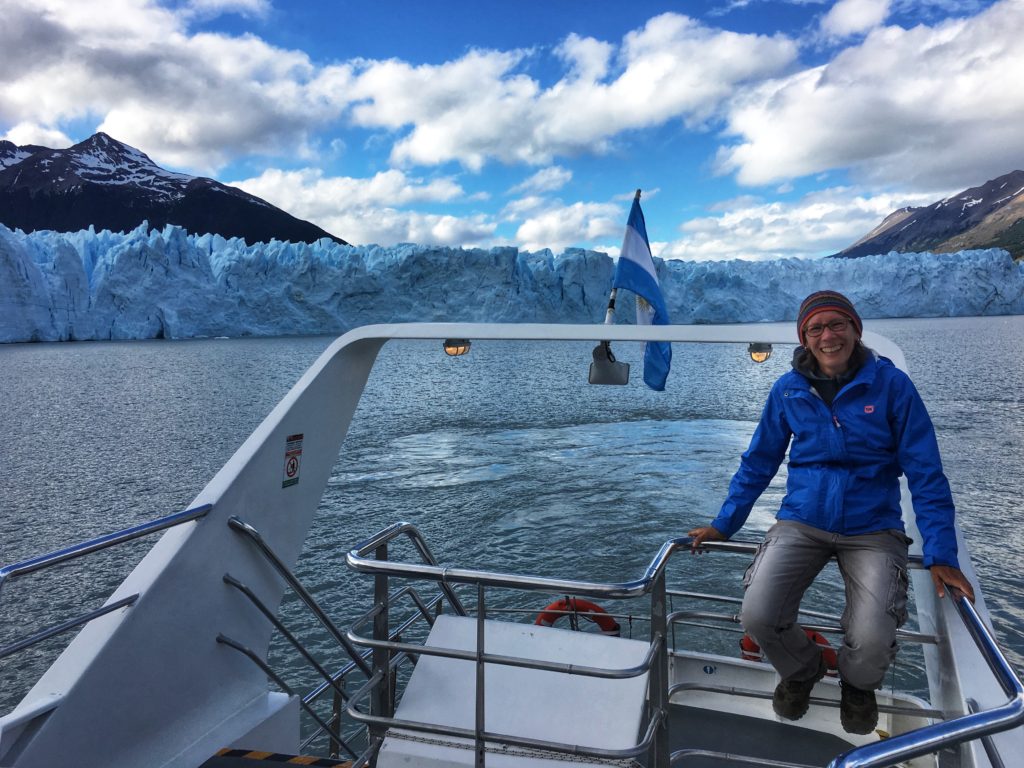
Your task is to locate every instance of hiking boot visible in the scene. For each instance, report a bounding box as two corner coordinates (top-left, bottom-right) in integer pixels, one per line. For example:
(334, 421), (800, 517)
(840, 681), (878, 734)
(772, 652), (828, 720)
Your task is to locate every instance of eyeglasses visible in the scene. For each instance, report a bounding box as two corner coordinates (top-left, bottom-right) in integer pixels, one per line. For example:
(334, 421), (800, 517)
(804, 318), (850, 337)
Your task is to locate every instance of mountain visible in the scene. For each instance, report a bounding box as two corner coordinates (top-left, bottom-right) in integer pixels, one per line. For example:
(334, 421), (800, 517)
(833, 170), (1024, 259)
(0, 133), (346, 245)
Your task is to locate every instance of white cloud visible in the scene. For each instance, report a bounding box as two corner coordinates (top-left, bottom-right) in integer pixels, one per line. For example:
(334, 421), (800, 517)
(347, 13), (797, 169)
(342, 209), (497, 248)
(232, 167), (463, 217)
(320, 207), (497, 248)
(0, 4), (798, 176)
(508, 166), (573, 195)
(2, 121), (72, 148)
(185, 0), (270, 19)
(555, 33), (614, 82)
(230, 167), (484, 246)
(514, 201), (622, 252)
(347, 50), (538, 171)
(0, 0), (353, 173)
(820, 0), (891, 38)
(661, 187), (938, 261)
(500, 195), (547, 221)
(716, 0), (1024, 190)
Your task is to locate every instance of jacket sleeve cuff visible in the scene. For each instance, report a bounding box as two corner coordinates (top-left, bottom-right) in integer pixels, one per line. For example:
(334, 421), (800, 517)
(710, 519), (737, 539)
(922, 554), (960, 569)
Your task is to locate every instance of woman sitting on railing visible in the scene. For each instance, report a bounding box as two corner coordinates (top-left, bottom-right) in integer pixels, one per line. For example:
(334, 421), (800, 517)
(688, 290), (975, 736)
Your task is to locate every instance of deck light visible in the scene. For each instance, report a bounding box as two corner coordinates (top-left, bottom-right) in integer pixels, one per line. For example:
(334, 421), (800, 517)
(748, 342), (773, 363)
(443, 339), (471, 356)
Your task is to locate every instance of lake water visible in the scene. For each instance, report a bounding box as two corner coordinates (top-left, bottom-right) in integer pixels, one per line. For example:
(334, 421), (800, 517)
(2, 316), (1023, 717)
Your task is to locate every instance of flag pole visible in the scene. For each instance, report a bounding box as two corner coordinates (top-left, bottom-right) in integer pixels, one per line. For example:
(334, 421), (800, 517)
(603, 189), (641, 326)
(602, 289), (617, 325)
(588, 189), (642, 384)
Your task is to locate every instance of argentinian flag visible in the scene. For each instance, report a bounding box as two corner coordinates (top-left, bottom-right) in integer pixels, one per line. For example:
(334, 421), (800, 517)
(612, 194), (672, 391)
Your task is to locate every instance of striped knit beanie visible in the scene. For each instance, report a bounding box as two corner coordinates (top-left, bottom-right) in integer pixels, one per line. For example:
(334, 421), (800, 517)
(797, 290), (862, 341)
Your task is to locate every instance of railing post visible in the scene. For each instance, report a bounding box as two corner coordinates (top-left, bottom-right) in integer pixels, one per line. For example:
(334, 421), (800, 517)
(369, 542), (391, 764)
(476, 582), (487, 768)
(650, 569), (669, 768)
(330, 683), (343, 759)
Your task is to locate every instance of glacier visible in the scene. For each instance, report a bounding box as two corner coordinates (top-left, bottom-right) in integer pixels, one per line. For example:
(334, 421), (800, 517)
(2, 221), (1023, 343)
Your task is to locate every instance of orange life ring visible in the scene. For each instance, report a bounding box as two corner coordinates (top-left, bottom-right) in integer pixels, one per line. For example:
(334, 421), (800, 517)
(535, 597), (621, 636)
(740, 630), (838, 676)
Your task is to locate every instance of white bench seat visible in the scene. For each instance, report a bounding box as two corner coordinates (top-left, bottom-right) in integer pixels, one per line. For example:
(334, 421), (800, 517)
(376, 614), (651, 767)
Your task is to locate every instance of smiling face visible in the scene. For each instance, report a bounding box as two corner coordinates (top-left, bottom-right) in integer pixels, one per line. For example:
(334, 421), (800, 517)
(802, 310), (860, 377)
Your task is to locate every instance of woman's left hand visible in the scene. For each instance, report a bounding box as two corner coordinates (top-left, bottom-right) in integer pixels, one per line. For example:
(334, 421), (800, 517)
(930, 564), (975, 602)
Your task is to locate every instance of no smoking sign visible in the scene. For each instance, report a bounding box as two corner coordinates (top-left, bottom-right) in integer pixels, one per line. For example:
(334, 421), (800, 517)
(282, 433), (303, 488)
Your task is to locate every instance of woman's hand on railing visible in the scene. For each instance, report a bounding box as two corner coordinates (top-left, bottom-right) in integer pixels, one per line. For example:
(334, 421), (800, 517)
(930, 564), (975, 602)
(687, 526), (726, 554)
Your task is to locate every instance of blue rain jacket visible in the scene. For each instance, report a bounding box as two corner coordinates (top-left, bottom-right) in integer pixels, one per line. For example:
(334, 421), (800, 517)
(712, 352), (959, 568)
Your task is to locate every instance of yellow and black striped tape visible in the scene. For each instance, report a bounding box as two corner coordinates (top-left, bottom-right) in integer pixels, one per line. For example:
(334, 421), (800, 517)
(213, 748), (351, 766)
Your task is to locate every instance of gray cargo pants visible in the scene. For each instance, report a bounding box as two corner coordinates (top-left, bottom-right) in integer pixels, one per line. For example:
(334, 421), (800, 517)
(740, 520), (910, 691)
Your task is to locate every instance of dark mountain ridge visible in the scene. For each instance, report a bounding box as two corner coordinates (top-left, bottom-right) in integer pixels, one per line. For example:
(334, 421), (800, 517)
(833, 170), (1024, 259)
(0, 133), (346, 245)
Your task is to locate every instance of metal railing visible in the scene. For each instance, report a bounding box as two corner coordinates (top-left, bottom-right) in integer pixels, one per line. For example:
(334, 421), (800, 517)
(298, 584), (444, 755)
(227, 516), (373, 677)
(0, 504), (211, 600)
(347, 521), (685, 600)
(344, 521), (678, 767)
(14, 509), (1018, 767)
(225, 514), (472, 761)
(671, 752), (817, 767)
(693, 541), (1024, 767)
(223, 515), (382, 759)
(665, 589), (939, 646)
(0, 505), (211, 661)
(826, 589), (1024, 768)
(345, 526), (1024, 768)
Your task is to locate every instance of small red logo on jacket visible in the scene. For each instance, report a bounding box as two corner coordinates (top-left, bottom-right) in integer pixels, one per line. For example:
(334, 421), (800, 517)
(864, 405), (875, 414)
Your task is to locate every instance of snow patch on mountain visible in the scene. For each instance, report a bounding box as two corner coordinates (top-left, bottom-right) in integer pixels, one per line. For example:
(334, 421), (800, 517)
(0, 141), (34, 170)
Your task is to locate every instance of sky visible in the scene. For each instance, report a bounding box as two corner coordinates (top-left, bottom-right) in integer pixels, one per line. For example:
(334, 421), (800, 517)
(1, 0), (1021, 260)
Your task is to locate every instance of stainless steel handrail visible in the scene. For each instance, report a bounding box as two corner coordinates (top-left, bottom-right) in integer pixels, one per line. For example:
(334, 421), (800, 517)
(345, 669), (667, 762)
(223, 574), (350, 706)
(0, 594), (139, 660)
(967, 697), (1008, 768)
(228, 516), (373, 677)
(345, 624), (663, 680)
(0, 504), (212, 602)
(299, 588), (446, 754)
(0, 506), (211, 662)
(352, 525), (1024, 768)
(347, 530), (928, 599)
(347, 521), (691, 599)
(226, 516), (455, 757)
(302, 587), (444, 708)
(827, 590), (1024, 768)
(668, 682), (943, 720)
(348, 521), (676, 767)
(216, 633), (359, 760)
(672, 749), (817, 767)
(667, 609), (938, 645)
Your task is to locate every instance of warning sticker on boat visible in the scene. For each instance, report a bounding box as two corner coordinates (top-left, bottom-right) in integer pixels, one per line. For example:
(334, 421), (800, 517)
(282, 433), (303, 488)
